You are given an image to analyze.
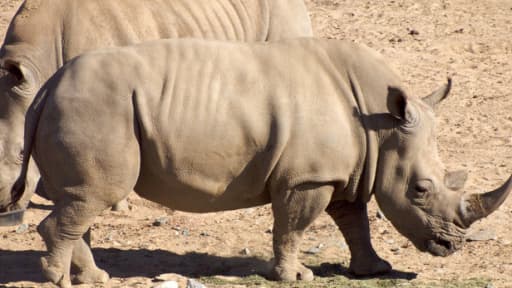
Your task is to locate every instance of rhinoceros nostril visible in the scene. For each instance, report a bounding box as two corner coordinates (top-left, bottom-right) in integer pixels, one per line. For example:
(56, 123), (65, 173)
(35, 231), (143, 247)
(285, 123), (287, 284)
(436, 238), (452, 251)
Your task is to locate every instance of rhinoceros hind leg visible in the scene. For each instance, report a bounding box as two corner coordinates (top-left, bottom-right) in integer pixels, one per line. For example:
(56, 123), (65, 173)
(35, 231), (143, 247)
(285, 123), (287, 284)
(326, 200), (392, 276)
(270, 183), (334, 281)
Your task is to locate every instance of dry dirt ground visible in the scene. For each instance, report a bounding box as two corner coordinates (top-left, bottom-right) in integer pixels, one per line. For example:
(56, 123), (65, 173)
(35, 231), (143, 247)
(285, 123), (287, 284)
(1, 0), (511, 287)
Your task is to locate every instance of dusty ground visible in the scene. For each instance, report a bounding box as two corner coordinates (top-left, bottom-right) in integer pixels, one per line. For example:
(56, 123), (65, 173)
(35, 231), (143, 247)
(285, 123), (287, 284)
(1, 0), (511, 287)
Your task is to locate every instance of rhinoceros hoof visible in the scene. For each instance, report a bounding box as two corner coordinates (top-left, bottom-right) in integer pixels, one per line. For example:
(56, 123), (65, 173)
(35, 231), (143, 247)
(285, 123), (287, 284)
(271, 263), (314, 281)
(349, 258), (392, 276)
(40, 257), (72, 288)
(73, 267), (110, 284)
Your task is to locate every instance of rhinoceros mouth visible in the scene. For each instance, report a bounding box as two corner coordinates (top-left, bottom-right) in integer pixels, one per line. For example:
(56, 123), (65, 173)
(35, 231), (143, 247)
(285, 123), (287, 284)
(426, 238), (455, 256)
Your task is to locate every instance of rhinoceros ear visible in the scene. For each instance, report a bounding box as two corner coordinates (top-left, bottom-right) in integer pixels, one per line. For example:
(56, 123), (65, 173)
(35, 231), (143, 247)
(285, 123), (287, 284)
(387, 86), (407, 119)
(2, 60), (37, 94)
(422, 78), (452, 108)
(387, 86), (418, 124)
(2, 60), (34, 85)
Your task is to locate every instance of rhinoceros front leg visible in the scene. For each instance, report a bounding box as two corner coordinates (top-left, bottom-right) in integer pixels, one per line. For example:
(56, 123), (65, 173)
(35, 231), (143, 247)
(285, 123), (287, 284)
(37, 199), (112, 288)
(326, 200), (391, 276)
(270, 183), (334, 281)
(70, 230), (109, 284)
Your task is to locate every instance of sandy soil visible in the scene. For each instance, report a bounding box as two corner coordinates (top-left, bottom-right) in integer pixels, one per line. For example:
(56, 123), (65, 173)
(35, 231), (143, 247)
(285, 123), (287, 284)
(1, 0), (511, 287)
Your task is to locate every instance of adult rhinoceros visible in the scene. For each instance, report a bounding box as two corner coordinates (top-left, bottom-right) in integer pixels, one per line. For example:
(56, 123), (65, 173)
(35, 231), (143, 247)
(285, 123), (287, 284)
(12, 38), (512, 287)
(0, 0), (313, 212)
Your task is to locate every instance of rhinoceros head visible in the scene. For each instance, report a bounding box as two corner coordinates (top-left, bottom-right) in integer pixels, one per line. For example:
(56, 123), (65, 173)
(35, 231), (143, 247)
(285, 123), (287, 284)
(0, 58), (39, 212)
(374, 79), (512, 256)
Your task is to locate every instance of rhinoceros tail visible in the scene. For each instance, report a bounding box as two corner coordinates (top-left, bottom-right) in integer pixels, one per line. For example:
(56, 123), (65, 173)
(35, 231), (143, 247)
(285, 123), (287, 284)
(10, 85), (50, 205)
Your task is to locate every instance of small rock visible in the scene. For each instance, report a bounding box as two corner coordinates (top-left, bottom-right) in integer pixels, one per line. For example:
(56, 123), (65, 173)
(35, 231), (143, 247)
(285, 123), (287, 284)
(376, 210), (387, 220)
(385, 238), (395, 245)
(485, 282), (495, 288)
(338, 241), (348, 250)
(15, 223), (29, 234)
(153, 281), (179, 288)
(187, 278), (207, 288)
(501, 239), (511, 245)
(199, 232), (209, 237)
(466, 229), (497, 242)
(378, 228), (389, 235)
(155, 273), (187, 282)
(182, 229), (190, 236)
(154, 274), (188, 287)
(305, 245), (322, 255)
(213, 275), (242, 282)
(153, 217), (169, 226)
(408, 28), (419, 36)
(240, 248), (251, 255)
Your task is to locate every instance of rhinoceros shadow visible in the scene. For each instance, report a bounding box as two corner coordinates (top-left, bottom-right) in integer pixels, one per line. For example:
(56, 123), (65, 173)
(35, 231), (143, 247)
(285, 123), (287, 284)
(311, 262), (417, 281)
(0, 248), (416, 284)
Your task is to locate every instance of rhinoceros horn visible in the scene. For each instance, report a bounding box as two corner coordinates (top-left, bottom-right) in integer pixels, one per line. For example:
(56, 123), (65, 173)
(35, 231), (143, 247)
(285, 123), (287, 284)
(459, 175), (512, 228)
(422, 78), (452, 108)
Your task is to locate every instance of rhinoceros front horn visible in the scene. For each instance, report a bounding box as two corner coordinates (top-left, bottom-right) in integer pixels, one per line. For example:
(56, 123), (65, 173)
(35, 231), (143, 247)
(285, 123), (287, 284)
(459, 175), (512, 228)
(422, 78), (452, 108)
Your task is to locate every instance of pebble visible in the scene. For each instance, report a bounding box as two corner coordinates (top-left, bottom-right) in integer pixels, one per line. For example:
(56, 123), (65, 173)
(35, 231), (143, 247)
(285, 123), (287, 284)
(485, 283), (495, 288)
(240, 248), (251, 255)
(305, 244), (324, 255)
(213, 275), (242, 282)
(378, 228), (389, 235)
(199, 232), (209, 237)
(187, 279), (207, 288)
(153, 281), (179, 288)
(154, 273), (188, 287)
(15, 223), (29, 234)
(153, 217), (169, 226)
(385, 238), (395, 245)
(182, 229), (190, 236)
(466, 229), (497, 242)
(376, 210), (387, 220)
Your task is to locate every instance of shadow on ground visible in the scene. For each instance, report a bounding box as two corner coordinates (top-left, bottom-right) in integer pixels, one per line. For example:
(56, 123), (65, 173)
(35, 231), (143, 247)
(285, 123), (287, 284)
(0, 248), (417, 284)
(312, 262), (417, 280)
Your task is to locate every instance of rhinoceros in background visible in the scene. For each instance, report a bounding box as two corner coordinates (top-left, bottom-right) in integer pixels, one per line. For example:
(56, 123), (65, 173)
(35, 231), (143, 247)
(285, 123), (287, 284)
(0, 0), (313, 213)
(12, 38), (512, 287)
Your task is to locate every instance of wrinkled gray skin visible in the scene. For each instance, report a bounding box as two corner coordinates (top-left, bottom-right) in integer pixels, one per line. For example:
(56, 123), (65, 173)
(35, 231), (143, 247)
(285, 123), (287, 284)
(12, 38), (512, 287)
(0, 0), (313, 212)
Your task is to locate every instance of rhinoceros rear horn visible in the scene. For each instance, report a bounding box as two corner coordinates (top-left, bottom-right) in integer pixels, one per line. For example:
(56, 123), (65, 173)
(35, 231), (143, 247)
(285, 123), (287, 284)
(422, 78), (452, 108)
(459, 175), (512, 228)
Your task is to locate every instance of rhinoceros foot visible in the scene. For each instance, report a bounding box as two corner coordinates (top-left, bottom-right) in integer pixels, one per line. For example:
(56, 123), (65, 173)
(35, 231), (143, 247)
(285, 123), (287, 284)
(349, 257), (392, 276)
(41, 256), (72, 288)
(73, 267), (109, 285)
(271, 262), (314, 281)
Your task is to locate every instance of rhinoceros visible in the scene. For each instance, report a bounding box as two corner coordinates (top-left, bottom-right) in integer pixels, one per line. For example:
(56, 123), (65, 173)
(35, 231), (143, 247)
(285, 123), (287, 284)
(12, 38), (512, 287)
(0, 0), (313, 213)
